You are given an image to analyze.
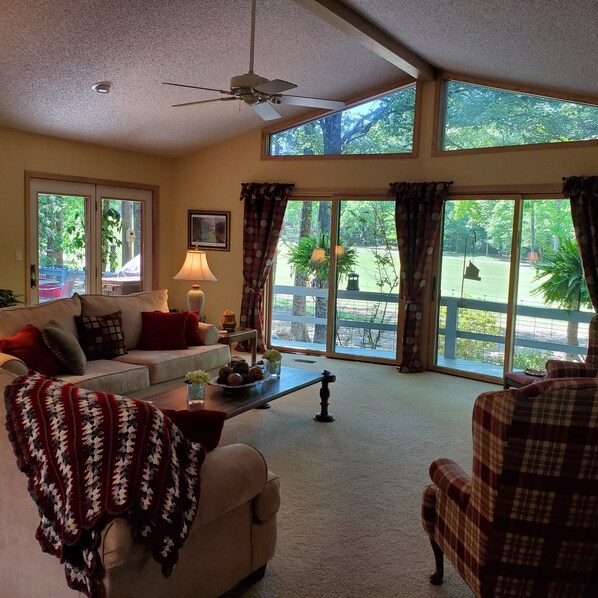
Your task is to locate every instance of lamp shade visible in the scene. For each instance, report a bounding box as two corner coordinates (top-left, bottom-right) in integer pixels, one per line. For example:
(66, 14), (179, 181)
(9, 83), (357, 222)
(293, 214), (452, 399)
(173, 250), (217, 315)
(173, 250), (217, 282)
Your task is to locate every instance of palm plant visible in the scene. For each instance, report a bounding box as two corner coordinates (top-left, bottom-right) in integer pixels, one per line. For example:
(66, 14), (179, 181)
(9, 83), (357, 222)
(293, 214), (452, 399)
(288, 235), (358, 344)
(532, 236), (591, 358)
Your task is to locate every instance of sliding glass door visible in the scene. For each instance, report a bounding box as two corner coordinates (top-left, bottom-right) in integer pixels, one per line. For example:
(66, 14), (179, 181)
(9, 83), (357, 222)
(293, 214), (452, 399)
(434, 197), (591, 379)
(269, 198), (400, 361)
(29, 178), (152, 303)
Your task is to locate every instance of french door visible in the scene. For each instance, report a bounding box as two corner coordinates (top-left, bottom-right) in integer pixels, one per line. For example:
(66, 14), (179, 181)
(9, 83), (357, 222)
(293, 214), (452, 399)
(28, 178), (153, 303)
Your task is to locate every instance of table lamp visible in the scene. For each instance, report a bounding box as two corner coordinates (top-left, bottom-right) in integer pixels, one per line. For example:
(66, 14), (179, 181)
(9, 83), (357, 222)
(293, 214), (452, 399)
(173, 249), (217, 315)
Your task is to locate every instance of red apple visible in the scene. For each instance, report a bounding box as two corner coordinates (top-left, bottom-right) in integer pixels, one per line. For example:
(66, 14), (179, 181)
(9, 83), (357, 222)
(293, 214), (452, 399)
(226, 372), (243, 386)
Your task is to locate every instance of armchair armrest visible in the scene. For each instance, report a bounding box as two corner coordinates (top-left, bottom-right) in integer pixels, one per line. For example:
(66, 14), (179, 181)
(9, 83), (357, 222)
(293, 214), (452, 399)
(429, 458), (471, 508)
(197, 322), (219, 345)
(545, 359), (597, 379)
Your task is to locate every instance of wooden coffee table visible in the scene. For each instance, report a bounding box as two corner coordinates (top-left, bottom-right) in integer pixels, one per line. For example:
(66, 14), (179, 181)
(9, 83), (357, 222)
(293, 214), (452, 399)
(149, 366), (336, 422)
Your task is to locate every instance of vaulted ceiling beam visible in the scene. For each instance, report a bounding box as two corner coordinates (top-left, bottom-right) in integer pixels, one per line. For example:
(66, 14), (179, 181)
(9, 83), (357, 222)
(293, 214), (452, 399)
(293, 0), (435, 81)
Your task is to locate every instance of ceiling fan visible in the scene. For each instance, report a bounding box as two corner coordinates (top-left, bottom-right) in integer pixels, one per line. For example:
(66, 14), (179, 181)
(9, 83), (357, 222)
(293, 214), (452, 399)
(163, 0), (345, 121)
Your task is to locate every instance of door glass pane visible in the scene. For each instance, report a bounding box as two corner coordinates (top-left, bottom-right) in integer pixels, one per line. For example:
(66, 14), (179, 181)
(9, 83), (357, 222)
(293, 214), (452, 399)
(333, 200), (399, 358)
(101, 199), (144, 296)
(271, 201), (331, 351)
(37, 194), (87, 301)
(435, 199), (514, 377)
(512, 199), (592, 371)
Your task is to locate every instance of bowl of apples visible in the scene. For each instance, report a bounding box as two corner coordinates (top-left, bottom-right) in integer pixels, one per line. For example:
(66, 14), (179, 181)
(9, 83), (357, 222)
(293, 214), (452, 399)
(209, 359), (266, 392)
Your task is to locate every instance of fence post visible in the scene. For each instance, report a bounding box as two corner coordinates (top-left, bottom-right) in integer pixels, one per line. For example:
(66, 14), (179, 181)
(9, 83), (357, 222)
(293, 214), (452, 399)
(444, 299), (458, 359)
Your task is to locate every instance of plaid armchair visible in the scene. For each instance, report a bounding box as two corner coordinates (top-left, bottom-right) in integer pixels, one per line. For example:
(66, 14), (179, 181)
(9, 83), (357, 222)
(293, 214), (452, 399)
(422, 378), (598, 596)
(545, 314), (598, 379)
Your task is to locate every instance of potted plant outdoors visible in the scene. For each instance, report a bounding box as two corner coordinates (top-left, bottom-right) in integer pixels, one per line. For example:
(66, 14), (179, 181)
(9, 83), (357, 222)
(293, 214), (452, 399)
(0, 289), (22, 308)
(288, 234), (358, 345)
(184, 369), (211, 406)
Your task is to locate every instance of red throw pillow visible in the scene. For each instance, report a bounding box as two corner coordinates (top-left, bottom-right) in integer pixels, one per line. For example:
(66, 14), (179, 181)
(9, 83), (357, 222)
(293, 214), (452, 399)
(137, 311), (188, 350)
(160, 409), (226, 451)
(185, 311), (204, 346)
(0, 324), (63, 376)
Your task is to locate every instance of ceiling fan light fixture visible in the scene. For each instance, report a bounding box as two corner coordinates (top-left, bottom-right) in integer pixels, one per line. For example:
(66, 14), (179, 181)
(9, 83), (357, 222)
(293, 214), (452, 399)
(92, 81), (112, 94)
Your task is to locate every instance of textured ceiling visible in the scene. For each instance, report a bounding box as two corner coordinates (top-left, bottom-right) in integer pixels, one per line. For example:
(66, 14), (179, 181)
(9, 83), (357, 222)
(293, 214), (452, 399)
(0, 1), (596, 157)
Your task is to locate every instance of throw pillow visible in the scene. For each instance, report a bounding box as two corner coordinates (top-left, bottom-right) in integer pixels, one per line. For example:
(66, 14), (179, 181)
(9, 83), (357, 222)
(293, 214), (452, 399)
(160, 408), (226, 451)
(0, 324), (63, 376)
(137, 311), (188, 350)
(42, 319), (87, 375)
(185, 311), (204, 346)
(76, 311), (127, 360)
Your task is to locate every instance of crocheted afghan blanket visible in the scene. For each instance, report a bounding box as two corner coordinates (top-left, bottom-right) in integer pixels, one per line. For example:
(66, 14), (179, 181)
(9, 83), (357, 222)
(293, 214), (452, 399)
(4, 372), (206, 598)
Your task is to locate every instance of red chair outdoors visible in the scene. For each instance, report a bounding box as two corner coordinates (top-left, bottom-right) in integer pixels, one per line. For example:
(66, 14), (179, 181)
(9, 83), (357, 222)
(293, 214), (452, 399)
(422, 378), (598, 596)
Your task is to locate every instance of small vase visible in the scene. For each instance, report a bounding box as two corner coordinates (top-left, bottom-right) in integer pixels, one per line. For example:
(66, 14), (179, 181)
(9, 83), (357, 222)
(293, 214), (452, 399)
(187, 383), (205, 407)
(268, 360), (281, 378)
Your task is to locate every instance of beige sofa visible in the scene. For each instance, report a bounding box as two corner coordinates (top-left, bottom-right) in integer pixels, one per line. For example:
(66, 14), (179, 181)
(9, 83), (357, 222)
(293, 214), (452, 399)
(0, 368), (280, 597)
(0, 289), (231, 395)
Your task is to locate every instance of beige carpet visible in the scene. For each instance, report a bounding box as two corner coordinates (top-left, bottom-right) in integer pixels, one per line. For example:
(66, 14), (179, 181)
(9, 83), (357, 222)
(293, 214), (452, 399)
(220, 354), (498, 598)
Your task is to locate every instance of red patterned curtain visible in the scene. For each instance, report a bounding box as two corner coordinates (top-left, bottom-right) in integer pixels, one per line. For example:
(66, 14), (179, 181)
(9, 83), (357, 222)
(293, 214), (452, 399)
(389, 181), (452, 373)
(238, 182), (294, 352)
(563, 175), (598, 310)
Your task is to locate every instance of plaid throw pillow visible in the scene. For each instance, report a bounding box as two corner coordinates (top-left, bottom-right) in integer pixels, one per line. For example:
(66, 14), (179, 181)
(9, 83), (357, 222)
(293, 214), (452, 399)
(76, 310), (127, 360)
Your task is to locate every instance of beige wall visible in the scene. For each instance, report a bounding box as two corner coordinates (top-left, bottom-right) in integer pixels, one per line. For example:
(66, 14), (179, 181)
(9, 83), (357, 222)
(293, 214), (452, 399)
(171, 80), (598, 325)
(0, 127), (174, 298)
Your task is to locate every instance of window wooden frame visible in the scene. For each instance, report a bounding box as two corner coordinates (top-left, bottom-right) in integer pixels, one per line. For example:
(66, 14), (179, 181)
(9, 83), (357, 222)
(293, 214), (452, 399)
(261, 78), (421, 161)
(432, 72), (598, 157)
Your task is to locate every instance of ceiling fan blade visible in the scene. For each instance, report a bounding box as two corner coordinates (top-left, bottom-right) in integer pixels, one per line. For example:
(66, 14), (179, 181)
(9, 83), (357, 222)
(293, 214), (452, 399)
(163, 81), (232, 95)
(275, 95), (345, 110)
(251, 101), (282, 121)
(173, 97), (237, 108)
(253, 79), (297, 95)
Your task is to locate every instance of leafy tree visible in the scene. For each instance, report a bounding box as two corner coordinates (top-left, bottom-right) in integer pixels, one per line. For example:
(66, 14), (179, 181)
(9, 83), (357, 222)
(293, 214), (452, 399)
(532, 236), (591, 357)
(271, 86), (416, 156)
(444, 81), (598, 150)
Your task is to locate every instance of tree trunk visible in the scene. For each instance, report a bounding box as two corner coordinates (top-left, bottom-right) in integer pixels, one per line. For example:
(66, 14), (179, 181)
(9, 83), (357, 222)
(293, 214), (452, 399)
(290, 202), (311, 342)
(321, 113), (342, 154)
(313, 203), (332, 345)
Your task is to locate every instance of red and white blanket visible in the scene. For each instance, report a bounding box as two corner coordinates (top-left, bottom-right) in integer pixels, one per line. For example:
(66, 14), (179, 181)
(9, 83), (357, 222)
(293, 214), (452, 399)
(4, 372), (206, 598)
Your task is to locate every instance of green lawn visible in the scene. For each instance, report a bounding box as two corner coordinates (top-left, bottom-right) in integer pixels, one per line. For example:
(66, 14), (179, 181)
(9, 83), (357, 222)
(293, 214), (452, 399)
(275, 246), (548, 306)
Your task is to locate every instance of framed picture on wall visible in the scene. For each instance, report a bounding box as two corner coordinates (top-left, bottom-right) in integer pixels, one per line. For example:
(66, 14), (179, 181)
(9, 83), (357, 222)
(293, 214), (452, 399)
(188, 210), (230, 251)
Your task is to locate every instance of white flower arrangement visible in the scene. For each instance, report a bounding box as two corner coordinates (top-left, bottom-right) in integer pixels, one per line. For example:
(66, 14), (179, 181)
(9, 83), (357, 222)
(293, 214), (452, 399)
(184, 370), (211, 385)
(262, 349), (282, 362)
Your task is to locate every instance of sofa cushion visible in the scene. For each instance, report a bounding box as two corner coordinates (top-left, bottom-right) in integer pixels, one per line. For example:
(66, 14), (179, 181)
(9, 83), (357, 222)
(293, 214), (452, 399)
(60, 359), (150, 395)
(160, 409), (226, 451)
(0, 324), (63, 376)
(185, 311), (203, 346)
(138, 311), (188, 350)
(79, 290), (169, 350)
(0, 295), (81, 339)
(42, 319), (87, 375)
(115, 344), (231, 384)
(76, 311), (127, 360)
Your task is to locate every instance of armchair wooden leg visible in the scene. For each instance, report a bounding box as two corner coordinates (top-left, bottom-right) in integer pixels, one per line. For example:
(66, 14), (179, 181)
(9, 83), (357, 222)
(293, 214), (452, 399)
(429, 538), (444, 585)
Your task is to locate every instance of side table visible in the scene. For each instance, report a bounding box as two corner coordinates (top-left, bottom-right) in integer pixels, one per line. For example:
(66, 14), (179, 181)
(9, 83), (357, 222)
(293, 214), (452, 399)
(218, 328), (257, 364)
